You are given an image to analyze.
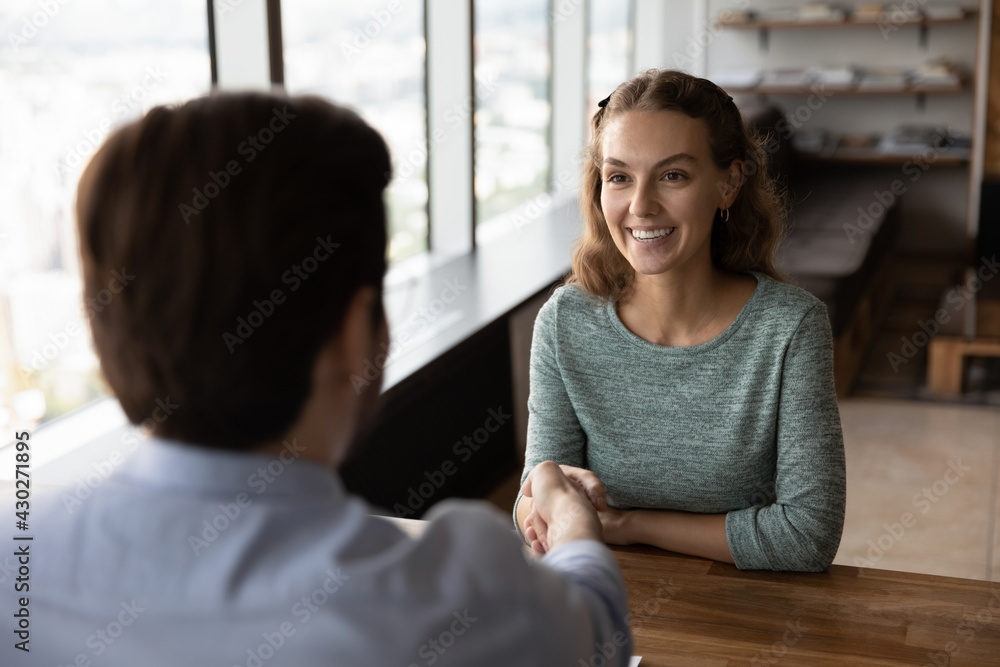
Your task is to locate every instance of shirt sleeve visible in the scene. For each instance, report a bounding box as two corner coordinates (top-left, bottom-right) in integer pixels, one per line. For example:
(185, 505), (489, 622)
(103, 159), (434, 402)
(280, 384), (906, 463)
(513, 290), (589, 539)
(724, 302), (847, 571)
(421, 501), (634, 667)
(538, 540), (634, 666)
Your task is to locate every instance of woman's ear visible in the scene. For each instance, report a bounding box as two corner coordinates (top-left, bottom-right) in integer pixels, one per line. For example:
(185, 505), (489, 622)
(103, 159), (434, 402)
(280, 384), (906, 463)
(722, 159), (744, 209)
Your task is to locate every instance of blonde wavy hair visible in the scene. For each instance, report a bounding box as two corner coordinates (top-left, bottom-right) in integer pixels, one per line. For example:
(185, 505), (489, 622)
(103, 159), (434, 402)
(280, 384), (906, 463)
(567, 69), (788, 302)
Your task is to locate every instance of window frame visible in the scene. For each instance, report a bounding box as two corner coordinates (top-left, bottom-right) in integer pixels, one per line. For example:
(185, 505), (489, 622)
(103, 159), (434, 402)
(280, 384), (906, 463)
(239, 0), (641, 262)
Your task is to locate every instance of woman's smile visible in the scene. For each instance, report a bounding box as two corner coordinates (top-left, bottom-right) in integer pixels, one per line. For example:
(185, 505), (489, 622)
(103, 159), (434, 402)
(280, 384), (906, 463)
(626, 225), (677, 246)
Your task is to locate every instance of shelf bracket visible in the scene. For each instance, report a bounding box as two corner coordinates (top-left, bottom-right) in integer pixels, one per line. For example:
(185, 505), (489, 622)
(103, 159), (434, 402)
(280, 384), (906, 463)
(919, 23), (929, 50)
(758, 27), (769, 52)
(916, 92), (926, 111)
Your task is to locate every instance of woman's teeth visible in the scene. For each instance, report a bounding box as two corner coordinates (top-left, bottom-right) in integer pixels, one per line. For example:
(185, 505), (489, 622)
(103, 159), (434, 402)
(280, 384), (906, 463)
(630, 228), (675, 242)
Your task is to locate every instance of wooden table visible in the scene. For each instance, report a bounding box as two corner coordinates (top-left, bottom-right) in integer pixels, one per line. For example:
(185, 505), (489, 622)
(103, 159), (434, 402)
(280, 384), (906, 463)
(387, 518), (1000, 666)
(614, 543), (999, 666)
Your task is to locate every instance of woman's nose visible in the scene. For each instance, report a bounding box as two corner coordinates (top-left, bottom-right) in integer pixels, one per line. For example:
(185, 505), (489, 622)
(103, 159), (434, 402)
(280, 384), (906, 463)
(629, 180), (658, 219)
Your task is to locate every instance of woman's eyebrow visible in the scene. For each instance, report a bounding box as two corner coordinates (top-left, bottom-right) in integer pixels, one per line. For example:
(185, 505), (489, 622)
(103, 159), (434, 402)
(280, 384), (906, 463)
(603, 153), (698, 169)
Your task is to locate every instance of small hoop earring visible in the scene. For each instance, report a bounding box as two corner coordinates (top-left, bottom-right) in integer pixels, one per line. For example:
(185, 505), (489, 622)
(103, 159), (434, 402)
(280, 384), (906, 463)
(720, 208), (730, 222)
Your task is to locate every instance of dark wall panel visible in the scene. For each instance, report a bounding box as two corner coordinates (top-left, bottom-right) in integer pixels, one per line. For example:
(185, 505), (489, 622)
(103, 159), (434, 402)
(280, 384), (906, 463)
(341, 321), (517, 518)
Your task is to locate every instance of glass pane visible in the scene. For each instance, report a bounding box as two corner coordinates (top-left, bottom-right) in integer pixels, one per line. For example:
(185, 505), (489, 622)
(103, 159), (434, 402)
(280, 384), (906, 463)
(473, 0), (551, 227)
(282, 1), (428, 264)
(587, 0), (632, 125)
(0, 0), (210, 434)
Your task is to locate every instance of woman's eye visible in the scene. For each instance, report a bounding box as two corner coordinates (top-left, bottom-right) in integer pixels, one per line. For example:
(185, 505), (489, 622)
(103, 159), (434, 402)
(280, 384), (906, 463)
(663, 171), (685, 182)
(606, 174), (627, 184)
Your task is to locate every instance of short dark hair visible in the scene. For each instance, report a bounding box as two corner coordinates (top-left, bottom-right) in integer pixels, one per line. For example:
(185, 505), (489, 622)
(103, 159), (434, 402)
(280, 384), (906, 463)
(76, 92), (390, 450)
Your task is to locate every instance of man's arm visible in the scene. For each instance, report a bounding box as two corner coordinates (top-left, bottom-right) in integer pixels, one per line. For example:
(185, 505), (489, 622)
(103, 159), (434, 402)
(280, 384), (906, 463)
(416, 461), (633, 666)
(520, 461), (633, 666)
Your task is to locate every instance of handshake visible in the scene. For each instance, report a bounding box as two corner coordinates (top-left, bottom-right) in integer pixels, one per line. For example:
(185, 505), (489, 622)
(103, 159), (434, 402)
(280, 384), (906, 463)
(518, 461), (611, 555)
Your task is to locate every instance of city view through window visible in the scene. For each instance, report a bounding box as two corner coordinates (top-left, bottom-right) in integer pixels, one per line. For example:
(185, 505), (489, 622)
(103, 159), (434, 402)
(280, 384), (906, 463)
(0, 0), (210, 435)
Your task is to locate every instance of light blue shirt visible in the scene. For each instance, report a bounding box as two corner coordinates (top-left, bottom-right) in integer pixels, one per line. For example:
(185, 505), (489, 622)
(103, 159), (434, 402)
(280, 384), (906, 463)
(1, 437), (632, 666)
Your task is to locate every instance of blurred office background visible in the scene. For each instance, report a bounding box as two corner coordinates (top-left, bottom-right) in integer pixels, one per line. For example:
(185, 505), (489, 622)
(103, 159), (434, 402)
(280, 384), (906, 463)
(1, 0), (998, 581)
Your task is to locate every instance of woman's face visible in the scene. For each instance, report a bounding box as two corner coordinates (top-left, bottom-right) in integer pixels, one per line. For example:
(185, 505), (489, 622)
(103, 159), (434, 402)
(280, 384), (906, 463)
(599, 110), (742, 278)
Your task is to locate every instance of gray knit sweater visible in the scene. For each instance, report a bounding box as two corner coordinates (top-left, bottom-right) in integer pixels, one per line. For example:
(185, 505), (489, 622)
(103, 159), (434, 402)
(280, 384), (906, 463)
(515, 271), (846, 572)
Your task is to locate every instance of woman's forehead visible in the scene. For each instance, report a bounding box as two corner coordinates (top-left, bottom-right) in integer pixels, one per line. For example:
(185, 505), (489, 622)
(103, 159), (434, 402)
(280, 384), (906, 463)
(601, 110), (710, 161)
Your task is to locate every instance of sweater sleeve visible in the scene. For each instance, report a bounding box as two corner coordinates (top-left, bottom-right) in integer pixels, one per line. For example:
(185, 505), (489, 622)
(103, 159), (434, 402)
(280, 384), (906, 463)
(724, 302), (847, 571)
(513, 290), (589, 537)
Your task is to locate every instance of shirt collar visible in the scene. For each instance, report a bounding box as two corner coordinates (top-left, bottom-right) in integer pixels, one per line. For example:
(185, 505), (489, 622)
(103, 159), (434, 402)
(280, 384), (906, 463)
(115, 435), (345, 499)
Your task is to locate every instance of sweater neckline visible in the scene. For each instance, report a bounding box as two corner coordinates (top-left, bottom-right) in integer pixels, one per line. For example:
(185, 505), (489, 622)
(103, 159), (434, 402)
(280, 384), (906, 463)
(604, 270), (765, 354)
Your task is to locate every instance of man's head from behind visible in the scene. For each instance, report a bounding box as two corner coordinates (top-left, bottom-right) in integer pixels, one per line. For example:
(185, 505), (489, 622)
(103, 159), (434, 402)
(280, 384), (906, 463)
(76, 93), (390, 456)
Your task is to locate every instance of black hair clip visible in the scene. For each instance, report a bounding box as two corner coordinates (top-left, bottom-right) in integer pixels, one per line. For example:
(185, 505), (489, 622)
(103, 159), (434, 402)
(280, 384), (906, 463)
(598, 94), (611, 109)
(695, 77), (734, 105)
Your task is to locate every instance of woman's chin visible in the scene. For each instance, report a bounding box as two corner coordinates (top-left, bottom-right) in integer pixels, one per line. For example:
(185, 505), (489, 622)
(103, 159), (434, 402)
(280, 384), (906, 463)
(627, 258), (676, 276)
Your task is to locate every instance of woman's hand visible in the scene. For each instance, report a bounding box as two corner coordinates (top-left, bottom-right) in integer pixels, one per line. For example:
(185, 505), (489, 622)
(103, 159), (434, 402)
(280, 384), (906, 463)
(596, 506), (631, 546)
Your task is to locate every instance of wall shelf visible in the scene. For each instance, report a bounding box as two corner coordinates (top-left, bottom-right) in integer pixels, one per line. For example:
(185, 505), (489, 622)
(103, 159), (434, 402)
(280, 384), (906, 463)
(707, 0), (986, 254)
(716, 10), (978, 51)
(715, 11), (977, 31)
(795, 152), (970, 166)
(727, 82), (966, 96)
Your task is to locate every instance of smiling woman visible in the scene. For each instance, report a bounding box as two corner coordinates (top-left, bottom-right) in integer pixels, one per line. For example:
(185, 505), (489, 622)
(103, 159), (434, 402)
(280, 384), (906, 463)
(513, 69), (848, 573)
(574, 70), (786, 304)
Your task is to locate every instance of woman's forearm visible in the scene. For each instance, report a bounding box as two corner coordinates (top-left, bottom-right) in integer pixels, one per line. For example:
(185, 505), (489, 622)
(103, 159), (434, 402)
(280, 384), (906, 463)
(620, 509), (735, 565)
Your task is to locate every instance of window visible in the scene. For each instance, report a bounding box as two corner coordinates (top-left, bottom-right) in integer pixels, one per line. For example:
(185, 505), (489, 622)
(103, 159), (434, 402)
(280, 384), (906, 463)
(587, 0), (632, 125)
(0, 0), (600, 449)
(473, 0), (551, 228)
(282, 0), (428, 263)
(0, 0), (210, 435)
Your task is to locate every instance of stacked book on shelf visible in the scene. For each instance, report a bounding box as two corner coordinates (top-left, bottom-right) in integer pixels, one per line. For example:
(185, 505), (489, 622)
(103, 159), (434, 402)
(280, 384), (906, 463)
(791, 128), (834, 155)
(711, 59), (962, 93)
(716, 2), (967, 25)
(759, 68), (810, 89)
(795, 3), (847, 22)
(878, 125), (968, 155)
(856, 67), (908, 91)
(809, 66), (861, 89)
(834, 133), (883, 158)
(911, 58), (962, 87)
(717, 8), (755, 24)
(852, 3), (887, 22)
(923, 4), (965, 20)
(710, 68), (763, 89)
(790, 124), (971, 161)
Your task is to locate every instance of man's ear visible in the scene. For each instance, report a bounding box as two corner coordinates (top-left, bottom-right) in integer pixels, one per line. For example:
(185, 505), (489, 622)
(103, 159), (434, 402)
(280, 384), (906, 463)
(313, 285), (379, 393)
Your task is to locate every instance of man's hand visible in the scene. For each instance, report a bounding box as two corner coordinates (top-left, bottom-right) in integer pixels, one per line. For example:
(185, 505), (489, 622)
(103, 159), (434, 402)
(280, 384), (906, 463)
(520, 461), (602, 554)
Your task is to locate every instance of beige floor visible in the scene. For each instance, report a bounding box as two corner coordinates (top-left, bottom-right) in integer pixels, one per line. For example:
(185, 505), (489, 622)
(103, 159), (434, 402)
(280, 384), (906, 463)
(834, 396), (999, 581)
(488, 396), (1000, 581)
